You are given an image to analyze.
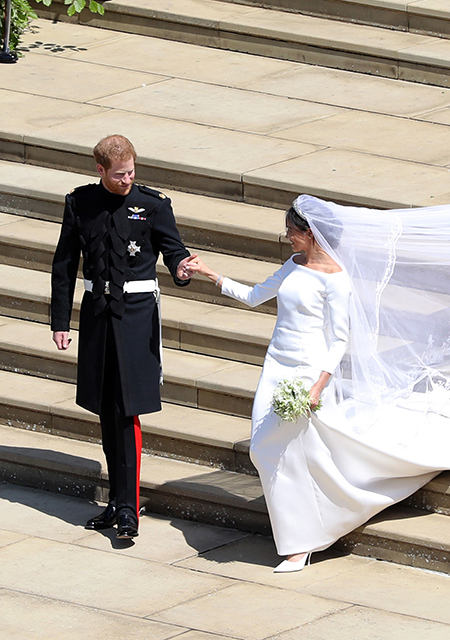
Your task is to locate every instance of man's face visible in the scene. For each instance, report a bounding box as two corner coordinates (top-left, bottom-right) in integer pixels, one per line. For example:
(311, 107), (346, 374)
(97, 156), (135, 196)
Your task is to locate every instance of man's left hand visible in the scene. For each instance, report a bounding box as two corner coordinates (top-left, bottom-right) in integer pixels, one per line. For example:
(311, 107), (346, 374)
(177, 254), (198, 280)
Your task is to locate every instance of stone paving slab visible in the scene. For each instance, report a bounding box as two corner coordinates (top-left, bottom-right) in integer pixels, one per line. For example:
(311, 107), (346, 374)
(244, 61), (450, 120)
(151, 580), (350, 639)
(176, 533), (373, 588)
(22, 19), (300, 83)
(275, 110), (450, 166)
(0, 483), (248, 562)
(93, 77), (342, 135)
(243, 148), (450, 208)
(5, 21), (450, 207)
(220, 3), (434, 55)
(0, 589), (183, 640)
(304, 559), (450, 624)
(0, 56), (161, 104)
(274, 605), (450, 640)
(34, 0), (450, 79)
(20, 104), (317, 184)
(364, 507), (450, 549)
(0, 483), (449, 640)
(0, 536), (233, 616)
(18, 18), (450, 118)
(0, 90), (104, 144)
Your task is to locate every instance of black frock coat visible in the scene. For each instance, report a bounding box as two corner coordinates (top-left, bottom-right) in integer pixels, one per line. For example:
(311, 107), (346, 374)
(51, 182), (190, 417)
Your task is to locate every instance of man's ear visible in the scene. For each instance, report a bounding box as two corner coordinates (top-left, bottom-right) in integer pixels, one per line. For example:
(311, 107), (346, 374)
(96, 163), (105, 177)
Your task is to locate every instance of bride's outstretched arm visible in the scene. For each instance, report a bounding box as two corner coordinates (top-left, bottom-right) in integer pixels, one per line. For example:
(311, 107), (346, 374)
(187, 255), (284, 307)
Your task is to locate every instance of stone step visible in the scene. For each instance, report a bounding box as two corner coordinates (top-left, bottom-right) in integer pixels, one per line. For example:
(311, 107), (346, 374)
(337, 505), (450, 573)
(0, 160), (288, 263)
(6, 21), (450, 209)
(0, 262), (275, 365)
(1, 367), (449, 516)
(0, 368), (253, 473)
(0, 316), (261, 419)
(33, 0), (450, 86)
(0, 420), (268, 534)
(0, 231), (278, 315)
(1, 419), (448, 572)
(220, 0), (450, 39)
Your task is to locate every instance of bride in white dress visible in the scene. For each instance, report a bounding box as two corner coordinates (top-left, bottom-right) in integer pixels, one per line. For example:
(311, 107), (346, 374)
(187, 194), (450, 572)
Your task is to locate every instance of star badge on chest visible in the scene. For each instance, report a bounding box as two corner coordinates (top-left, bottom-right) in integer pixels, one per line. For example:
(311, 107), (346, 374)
(127, 240), (141, 257)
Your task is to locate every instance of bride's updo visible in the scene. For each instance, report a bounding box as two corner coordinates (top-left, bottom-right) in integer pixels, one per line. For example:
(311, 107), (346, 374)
(286, 205), (310, 234)
(288, 200), (343, 249)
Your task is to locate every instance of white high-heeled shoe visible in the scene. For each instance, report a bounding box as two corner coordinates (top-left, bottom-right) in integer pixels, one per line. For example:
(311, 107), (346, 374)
(274, 553), (311, 573)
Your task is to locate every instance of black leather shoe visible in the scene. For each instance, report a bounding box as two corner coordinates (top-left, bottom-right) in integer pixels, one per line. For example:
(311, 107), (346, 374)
(85, 503), (117, 530)
(116, 511), (139, 539)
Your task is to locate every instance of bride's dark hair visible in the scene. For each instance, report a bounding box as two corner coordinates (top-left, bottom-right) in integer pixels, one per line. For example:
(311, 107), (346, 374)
(287, 202), (343, 249)
(285, 206), (310, 233)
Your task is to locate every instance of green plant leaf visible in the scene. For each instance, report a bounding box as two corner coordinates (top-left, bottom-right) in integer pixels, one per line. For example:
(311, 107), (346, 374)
(73, 0), (86, 13)
(89, 0), (104, 14)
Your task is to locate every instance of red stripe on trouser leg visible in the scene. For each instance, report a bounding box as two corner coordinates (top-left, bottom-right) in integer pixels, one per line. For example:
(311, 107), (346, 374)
(134, 416), (142, 521)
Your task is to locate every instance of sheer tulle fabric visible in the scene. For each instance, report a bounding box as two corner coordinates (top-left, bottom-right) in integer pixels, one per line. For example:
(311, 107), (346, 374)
(295, 194), (450, 447)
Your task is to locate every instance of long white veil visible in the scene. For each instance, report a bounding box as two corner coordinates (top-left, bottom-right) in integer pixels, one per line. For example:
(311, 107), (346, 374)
(295, 194), (450, 436)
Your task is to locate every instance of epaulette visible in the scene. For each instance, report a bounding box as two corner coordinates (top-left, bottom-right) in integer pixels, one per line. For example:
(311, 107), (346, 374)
(136, 184), (168, 200)
(69, 183), (97, 195)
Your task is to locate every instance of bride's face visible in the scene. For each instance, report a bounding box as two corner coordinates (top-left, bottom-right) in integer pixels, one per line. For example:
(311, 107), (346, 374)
(285, 222), (312, 254)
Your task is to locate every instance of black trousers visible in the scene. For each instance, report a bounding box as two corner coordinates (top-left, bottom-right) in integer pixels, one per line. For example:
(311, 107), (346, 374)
(99, 317), (142, 523)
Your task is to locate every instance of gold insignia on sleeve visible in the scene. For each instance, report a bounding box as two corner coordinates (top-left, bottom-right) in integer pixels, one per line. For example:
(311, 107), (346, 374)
(159, 192), (166, 199)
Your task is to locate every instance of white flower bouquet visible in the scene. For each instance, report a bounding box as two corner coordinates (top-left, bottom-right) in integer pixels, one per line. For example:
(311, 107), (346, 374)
(271, 377), (321, 422)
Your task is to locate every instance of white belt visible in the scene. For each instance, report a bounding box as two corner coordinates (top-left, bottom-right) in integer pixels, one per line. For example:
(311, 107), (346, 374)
(83, 278), (158, 294)
(83, 278), (164, 385)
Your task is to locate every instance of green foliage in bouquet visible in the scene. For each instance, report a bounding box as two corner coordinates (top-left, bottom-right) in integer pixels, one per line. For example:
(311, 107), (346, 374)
(272, 377), (322, 422)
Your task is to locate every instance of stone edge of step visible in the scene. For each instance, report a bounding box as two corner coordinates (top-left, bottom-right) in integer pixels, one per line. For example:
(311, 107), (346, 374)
(33, 0), (450, 71)
(1, 421), (448, 569)
(208, 0), (450, 38)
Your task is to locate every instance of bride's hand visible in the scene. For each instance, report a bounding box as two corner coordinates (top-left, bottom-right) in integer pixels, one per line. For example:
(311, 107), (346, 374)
(309, 386), (321, 409)
(309, 373), (331, 409)
(185, 256), (218, 280)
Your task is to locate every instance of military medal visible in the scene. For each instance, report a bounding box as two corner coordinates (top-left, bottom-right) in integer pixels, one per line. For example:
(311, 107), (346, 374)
(128, 206), (146, 220)
(127, 241), (141, 257)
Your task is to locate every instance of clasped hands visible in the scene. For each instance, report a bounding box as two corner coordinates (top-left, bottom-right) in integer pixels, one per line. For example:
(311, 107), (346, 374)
(177, 254), (208, 280)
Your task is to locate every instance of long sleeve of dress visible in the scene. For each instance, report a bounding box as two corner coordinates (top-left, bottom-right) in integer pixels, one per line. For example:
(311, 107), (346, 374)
(221, 265), (285, 308)
(322, 274), (351, 374)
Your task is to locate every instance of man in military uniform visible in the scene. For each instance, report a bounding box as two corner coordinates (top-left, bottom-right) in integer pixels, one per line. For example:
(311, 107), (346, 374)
(51, 134), (195, 539)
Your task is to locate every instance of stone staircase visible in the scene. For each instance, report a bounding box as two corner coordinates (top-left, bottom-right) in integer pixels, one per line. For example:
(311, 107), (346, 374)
(0, 0), (449, 572)
(34, 0), (450, 86)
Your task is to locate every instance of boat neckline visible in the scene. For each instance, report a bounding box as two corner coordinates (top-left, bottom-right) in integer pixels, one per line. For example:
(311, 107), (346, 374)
(290, 255), (343, 275)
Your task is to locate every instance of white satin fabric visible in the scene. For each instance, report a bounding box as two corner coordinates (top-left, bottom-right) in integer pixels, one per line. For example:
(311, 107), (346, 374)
(221, 255), (449, 555)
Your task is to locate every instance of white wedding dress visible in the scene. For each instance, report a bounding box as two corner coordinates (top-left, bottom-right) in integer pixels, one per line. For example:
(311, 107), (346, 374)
(221, 255), (450, 556)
